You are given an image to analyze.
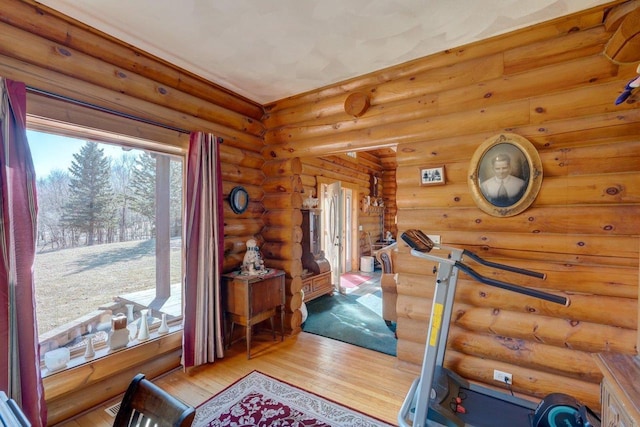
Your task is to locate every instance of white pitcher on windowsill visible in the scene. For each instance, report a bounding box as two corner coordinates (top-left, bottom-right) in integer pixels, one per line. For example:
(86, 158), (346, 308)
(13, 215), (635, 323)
(108, 314), (130, 350)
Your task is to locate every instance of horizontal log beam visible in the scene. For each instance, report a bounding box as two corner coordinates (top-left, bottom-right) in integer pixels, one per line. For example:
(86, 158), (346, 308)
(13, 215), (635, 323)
(262, 158), (302, 176)
(222, 201), (264, 220)
(221, 162), (265, 187)
(449, 329), (600, 382)
(222, 254), (244, 272)
(263, 100), (531, 159)
(262, 176), (303, 193)
(26, 92), (188, 150)
(220, 145), (266, 169)
(453, 305), (637, 354)
(222, 182), (264, 201)
(0, 20), (264, 137)
(265, 55), (615, 144)
(3, 0), (264, 119)
(503, 26), (611, 74)
(223, 218), (263, 237)
(397, 206), (640, 239)
(285, 277), (303, 296)
(223, 236), (252, 256)
(284, 310), (303, 335)
(264, 6), (609, 113)
(302, 157), (370, 182)
(264, 259), (303, 278)
(263, 209), (303, 228)
(262, 192), (303, 210)
(261, 242), (303, 261)
(446, 350), (601, 409)
(261, 226), (303, 244)
(0, 53), (263, 151)
(395, 255), (637, 299)
(395, 338), (600, 409)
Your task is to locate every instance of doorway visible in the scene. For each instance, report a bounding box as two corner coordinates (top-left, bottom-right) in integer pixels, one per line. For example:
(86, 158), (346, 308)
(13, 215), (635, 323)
(317, 179), (359, 290)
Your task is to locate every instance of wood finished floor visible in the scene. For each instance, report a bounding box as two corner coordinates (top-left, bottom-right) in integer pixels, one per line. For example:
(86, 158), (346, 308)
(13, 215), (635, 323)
(58, 270), (416, 427)
(57, 333), (417, 426)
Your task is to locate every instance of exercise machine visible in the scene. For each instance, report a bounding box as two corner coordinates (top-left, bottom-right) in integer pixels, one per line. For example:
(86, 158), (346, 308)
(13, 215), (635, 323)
(397, 229), (598, 427)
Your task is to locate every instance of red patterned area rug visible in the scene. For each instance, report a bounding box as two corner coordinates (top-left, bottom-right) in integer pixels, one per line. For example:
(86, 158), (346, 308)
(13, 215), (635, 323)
(193, 371), (394, 427)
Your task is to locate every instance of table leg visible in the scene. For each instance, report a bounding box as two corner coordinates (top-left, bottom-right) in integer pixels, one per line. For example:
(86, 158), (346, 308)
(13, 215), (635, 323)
(280, 304), (284, 341)
(269, 317), (276, 340)
(227, 319), (235, 350)
(246, 324), (251, 359)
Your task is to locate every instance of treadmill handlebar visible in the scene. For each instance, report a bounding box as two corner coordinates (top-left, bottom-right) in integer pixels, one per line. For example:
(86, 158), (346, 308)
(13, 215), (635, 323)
(461, 249), (546, 280)
(405, 231), (570, 307)
(402, 229), (546, 280)
(455, 261), (569, 306)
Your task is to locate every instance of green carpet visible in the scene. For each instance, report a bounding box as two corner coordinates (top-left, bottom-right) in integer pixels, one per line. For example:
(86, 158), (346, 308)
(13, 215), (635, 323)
(302, 290), (397, 356)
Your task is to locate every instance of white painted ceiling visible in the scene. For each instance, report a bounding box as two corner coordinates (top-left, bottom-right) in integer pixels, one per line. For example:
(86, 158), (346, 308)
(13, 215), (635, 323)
(38, 0), (612, 105)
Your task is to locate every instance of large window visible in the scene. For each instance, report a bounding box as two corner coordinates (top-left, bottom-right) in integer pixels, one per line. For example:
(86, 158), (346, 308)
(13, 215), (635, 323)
(28, 127), (184, 374)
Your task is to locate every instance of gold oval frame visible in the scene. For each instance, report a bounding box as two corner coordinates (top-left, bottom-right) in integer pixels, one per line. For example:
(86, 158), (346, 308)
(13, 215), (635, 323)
(468, 133), (543, 217)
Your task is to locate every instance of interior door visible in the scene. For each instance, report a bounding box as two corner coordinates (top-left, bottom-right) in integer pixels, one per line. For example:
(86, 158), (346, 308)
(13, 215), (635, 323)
(322, 181), (342, 289)
(342, 187), (352, 273)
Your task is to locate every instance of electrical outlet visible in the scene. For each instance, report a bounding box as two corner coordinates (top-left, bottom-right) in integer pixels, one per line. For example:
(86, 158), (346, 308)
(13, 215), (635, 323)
(493, 369), (512, 385)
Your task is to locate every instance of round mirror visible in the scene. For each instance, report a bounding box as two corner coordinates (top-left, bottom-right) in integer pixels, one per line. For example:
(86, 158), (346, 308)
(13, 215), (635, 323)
(229, 186), (249, 214)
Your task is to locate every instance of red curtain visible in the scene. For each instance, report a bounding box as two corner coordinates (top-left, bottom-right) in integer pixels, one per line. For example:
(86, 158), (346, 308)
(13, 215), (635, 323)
(0, 78), (46, 425)
(182, 132), (225, 367)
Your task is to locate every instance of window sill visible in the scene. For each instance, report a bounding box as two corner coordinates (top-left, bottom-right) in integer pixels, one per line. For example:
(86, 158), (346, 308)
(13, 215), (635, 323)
(41, 323), (182, 378)
(43, 329), (182, 401)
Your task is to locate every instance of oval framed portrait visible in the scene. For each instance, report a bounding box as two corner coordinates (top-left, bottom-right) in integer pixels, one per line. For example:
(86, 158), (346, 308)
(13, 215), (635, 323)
(468, 133), (543, 217)
(229, 186), (249, 214)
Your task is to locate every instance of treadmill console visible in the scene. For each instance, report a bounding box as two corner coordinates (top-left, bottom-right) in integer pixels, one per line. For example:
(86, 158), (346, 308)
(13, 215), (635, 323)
(401, 229), (435, 252)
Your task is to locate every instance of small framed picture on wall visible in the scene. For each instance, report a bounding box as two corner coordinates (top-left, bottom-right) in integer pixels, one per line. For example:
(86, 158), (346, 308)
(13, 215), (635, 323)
(419, 166), (446, 186)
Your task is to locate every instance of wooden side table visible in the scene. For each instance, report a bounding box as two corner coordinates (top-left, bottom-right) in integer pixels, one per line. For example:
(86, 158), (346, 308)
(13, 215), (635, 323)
(222, 269), (285, 359)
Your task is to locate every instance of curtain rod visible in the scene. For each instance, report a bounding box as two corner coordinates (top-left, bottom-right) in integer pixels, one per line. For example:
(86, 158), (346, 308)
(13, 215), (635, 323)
(26, 85), (191, 135)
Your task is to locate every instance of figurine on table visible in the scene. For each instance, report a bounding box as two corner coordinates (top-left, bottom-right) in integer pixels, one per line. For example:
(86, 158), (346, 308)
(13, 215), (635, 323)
(241, 238), (265, 274)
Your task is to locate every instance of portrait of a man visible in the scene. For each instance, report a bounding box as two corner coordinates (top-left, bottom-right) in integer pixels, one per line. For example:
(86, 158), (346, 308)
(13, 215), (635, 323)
(479, 146), (529, 207)
(468, 133), (542, 217)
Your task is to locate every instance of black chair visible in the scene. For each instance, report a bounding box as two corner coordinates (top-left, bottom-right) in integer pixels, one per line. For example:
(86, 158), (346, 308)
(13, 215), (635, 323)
(113, 373), (196, 427)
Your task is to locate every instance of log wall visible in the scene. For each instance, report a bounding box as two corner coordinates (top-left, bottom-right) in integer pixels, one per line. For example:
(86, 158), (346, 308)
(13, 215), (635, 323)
(2, 0), (639, 422)
(0, 0), (268, 423)
(0, 1), (392, 420)
(263, 1), (639, 409)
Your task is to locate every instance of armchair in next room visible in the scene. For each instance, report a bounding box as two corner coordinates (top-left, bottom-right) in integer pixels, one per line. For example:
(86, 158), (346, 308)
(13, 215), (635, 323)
(375, 242), (397, 328)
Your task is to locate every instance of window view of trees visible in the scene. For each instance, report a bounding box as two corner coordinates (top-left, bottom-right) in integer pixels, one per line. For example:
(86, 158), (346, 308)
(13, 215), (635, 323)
(36, 141), (182, 250)
(29, 130), (183, 349)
